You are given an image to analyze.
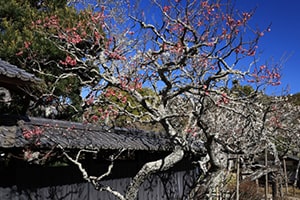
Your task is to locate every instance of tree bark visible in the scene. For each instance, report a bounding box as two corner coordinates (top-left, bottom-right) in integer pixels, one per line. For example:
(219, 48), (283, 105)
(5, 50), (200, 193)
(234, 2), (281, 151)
(236, 155), (240, 200)
(193, 137), (229, 199)
(271, 172), (278, 200)
(265, 148), (268, 200)
(125, 146), (184, 200)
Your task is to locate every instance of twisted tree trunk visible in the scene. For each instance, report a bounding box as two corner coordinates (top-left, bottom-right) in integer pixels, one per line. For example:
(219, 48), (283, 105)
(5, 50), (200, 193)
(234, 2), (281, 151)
(125, 146), (184, 200)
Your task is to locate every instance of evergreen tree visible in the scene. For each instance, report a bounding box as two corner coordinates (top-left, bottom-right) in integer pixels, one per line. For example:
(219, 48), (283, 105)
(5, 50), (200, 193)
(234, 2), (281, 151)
(0, 0), (102, 120)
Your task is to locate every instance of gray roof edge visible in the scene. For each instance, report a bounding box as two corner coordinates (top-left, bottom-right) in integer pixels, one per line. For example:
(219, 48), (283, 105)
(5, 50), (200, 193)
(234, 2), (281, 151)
(0, 59), (41, 83)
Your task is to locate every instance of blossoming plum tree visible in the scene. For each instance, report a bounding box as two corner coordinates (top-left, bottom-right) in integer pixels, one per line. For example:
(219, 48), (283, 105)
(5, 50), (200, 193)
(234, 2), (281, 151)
(24, 0), (291, 199)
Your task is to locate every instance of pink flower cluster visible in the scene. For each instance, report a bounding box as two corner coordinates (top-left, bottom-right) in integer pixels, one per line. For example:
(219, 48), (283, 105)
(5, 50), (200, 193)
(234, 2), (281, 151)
(248, 65), (281, 86)
(59, 27), (83, 44)
(15, 41), (32, 56)
(23, 127), (43, 140)
(60, 55), (77, 66)
(119, 77), (142, 91)
(104, 88), (128, 104)
(35, 15), (60, 29)
(217, 93), (229, 106)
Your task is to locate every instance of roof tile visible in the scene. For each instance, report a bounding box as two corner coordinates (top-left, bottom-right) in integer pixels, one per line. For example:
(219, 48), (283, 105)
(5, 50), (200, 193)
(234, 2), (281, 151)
(0, 59), (40, 83)
(0, 116), (173, 151)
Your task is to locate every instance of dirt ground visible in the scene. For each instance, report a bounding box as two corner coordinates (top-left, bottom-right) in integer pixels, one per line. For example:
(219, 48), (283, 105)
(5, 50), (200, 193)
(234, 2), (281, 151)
(265, 186), (300, 200)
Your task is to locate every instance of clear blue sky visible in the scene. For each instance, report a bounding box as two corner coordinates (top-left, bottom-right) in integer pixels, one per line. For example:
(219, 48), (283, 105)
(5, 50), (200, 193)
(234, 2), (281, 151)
(235, 0), (300, 95)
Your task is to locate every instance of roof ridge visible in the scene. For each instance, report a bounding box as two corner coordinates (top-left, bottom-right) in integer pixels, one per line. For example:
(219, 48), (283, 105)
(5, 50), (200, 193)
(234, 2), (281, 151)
(27, 117), (167, 139)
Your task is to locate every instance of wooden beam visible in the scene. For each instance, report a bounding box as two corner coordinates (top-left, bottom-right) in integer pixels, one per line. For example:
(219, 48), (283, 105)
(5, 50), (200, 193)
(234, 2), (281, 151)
(283, 157), (288, 195)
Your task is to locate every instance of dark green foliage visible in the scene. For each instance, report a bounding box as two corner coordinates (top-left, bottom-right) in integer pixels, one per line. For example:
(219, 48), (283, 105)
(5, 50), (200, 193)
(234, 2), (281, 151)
(231, 80), (255, 97)
(288, 92), (300, 106)
(0, 0), (98, 120)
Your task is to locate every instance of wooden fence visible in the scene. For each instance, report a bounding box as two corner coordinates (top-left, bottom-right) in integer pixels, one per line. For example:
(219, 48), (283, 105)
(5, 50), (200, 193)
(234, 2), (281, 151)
(0, 164), (198, 200)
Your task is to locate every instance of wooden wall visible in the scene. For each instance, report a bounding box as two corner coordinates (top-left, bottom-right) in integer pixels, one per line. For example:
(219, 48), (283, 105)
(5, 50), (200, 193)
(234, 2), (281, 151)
(0, 168), (198, 200)
(0, 151), (199, 199)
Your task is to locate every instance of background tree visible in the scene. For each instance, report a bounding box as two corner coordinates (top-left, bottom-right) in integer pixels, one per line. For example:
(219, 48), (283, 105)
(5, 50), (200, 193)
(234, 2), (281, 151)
(16, 0), (295, 199)
(288, 92), (300, 106)
(0, 0), (103, 120)
(273, 95), (300, 156)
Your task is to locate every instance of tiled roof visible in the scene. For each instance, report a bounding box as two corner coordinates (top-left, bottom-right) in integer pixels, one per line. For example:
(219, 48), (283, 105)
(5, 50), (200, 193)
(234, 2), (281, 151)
(0, 59), (40, 83)
(0, 115), (173, 151)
